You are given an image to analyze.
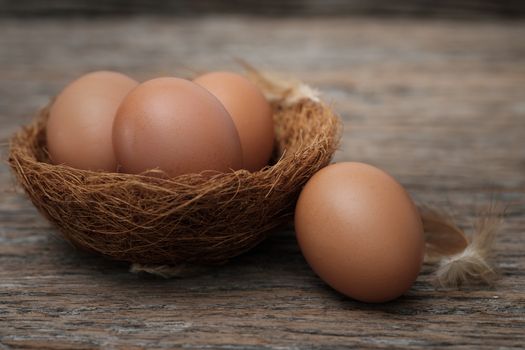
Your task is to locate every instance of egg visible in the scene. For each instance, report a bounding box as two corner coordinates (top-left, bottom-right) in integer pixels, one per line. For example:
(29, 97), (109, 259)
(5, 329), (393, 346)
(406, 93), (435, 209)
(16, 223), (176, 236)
(194, 71), (274, 172)
(294, 162), (424, 303)
(46, 71), (138, 171)
(112, 77), (243, 177)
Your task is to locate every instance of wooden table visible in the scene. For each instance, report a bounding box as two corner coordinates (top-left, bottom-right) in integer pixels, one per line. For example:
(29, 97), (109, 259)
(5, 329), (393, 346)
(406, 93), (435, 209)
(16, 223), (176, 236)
(1, 16), (524, 349)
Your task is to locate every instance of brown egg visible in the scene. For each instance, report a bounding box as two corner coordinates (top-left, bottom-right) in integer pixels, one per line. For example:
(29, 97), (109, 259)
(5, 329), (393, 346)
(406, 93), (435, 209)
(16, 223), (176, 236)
(294, 162), (424, 303)
(46, 71), (138, 171)
(112, 77), (243, 177)
(194, 71), (274, 172)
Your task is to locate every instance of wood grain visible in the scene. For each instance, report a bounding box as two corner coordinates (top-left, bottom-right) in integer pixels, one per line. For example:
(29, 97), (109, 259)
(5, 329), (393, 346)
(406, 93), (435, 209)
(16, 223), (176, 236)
(0, 17), (524, 349)
(1, 0), (525, 18)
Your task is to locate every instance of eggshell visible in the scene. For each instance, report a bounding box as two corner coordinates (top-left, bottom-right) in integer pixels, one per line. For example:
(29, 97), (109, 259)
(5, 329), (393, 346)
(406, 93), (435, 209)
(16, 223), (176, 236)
(112, 77), (243, 177)
(294, 162), (424, 303)
(194, 71), (274, 172)
(46, 71), (138, 171)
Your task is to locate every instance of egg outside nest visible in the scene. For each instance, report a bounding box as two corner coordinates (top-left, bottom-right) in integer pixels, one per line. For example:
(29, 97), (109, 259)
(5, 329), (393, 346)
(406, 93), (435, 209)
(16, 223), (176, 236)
(8, 70), (342, 266)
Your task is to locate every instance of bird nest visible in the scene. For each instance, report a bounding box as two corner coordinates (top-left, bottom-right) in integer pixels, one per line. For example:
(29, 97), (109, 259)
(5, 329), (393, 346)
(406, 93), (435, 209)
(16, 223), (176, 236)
(8, 70), (342, 266)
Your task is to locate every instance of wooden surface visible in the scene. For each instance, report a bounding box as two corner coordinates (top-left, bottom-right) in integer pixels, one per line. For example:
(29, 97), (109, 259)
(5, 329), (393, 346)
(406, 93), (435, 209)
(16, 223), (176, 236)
(2, 0), (525, 18)
(0, 16), (524, 349)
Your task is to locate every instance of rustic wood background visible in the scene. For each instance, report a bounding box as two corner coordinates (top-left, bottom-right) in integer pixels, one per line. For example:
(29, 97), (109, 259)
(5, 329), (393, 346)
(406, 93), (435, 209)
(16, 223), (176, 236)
(1, 0), (525, 18)
(0, 14), (524, 349)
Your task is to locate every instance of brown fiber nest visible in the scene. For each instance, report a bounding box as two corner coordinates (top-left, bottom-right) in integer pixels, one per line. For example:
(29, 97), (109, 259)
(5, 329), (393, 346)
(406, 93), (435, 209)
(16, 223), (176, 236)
(8, 70), (342, 265)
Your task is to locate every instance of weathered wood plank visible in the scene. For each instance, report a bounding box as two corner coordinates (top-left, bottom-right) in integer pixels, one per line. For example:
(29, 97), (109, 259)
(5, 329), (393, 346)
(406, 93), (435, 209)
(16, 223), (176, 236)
(0, 17), (524, 349)
(1, 0), (525, 18)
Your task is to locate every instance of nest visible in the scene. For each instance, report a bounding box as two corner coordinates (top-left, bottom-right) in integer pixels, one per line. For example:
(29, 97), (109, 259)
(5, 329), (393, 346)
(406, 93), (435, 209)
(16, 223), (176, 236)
(8, 71), (342, 265)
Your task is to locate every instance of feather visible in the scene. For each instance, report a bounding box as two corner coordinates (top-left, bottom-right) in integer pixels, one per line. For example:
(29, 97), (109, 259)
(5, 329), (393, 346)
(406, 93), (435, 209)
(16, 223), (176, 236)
(237, 58), (321, 105)
(129, 263), (210, 278)
(420, 205), (469, 263)
(431, 203), (504, 288)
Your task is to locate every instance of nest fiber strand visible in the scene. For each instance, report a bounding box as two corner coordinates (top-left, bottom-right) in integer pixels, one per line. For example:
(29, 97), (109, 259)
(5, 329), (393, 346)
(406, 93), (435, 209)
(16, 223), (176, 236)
(9, 74), (341, 265)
